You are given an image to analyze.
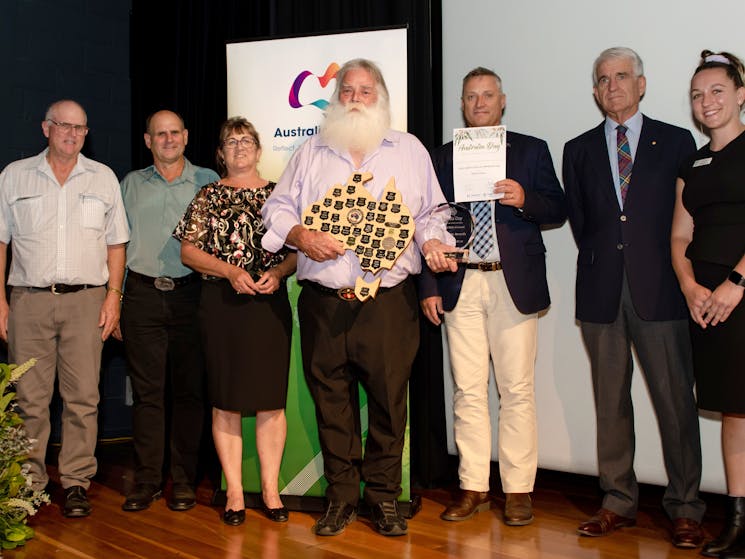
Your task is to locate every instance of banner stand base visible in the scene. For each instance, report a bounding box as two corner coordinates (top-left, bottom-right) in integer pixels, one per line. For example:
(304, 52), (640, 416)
(212, 490), (422, 519)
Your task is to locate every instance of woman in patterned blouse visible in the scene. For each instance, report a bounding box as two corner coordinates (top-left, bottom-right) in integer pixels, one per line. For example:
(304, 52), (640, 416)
(175, 117), (296, 526)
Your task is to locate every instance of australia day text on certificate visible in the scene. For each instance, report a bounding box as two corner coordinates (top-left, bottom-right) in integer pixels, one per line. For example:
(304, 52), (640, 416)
(452, 125), (507, 202)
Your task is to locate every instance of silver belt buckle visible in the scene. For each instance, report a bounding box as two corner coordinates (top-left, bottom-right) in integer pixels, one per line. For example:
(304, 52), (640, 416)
(154, 277), (175, 291)
(50, 283), (62, 295)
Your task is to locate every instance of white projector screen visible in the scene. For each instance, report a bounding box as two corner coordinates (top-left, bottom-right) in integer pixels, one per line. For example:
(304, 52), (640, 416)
(441, 0), (745, 494)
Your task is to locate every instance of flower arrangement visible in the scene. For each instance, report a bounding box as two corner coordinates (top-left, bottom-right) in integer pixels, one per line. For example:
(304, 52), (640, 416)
(0, 359), (49, 551)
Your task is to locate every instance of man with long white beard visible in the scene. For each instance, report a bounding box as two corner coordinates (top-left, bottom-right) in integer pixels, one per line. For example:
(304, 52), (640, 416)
(262, 58), (456, 537)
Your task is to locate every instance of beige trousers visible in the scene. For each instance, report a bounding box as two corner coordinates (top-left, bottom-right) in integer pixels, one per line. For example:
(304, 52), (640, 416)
(9, 287), (104, 490)
(444, 269), (538, 493)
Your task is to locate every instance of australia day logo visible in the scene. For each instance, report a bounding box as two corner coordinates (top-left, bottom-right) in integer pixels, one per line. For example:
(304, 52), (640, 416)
(274, 62), (339, 146)
(288, 62), (339, 110)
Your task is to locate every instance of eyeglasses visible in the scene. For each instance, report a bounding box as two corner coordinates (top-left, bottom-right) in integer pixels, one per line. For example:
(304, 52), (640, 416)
(223, 137), (257, 150)
(47, 119), (89, 135)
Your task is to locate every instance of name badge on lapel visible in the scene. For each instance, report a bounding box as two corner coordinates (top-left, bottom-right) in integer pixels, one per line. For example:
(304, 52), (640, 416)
(693, 157), (713, 167)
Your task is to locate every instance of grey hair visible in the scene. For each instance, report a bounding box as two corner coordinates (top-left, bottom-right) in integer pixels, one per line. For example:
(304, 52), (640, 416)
(45, 99), (87, 123)
(592, 47), (644, 86)
(332, 58), (390, 103)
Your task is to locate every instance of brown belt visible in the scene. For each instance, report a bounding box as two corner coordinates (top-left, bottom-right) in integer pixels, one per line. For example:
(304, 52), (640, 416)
(465, 261), (502, 271)
(300, 280), (394, 301)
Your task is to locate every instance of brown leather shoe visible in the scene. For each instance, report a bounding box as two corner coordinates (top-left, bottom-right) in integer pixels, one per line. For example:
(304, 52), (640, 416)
(577, 508), (635, 536)
(440, 490), (492, 521)
(504, 492), (533, 526)
(673, 517), (704, 548)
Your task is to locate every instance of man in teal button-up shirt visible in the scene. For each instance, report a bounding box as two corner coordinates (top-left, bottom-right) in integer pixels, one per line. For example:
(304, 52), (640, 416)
(119, 110), (218, 513)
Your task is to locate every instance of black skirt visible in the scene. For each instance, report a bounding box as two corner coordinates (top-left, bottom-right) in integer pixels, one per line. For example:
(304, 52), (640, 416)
(198, 278), (291, 415)
(690, 260), (745, 414)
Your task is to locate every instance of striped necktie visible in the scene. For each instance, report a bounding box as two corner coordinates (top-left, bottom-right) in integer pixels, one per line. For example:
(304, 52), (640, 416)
(616, 124), (633, 205)
(471, 201), (493, 259)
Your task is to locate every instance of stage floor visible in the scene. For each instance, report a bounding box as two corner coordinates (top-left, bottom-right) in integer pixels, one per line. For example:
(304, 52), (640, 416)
(9, 441), (726, 559)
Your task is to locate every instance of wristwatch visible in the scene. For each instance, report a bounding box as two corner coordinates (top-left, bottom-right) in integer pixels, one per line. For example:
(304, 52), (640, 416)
(729, 270), (745, 287)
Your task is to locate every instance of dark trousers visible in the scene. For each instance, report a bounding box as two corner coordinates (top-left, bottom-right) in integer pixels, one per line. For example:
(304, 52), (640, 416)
(580, 275), (705, 521)
(298, 279), (419, 505)
(121, 273), (205, 486)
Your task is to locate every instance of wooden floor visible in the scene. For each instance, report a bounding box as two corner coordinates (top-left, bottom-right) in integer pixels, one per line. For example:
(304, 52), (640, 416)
(5, 442), (725, 559)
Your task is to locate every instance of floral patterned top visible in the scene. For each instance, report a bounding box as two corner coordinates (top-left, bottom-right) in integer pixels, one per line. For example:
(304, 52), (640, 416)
(173, 181), (287, 277)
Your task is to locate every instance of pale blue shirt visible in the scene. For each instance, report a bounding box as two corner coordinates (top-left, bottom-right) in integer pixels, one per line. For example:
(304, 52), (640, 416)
(0, 149), (129, 287)
(604, 110), (642, 208)
(262, 130), (449, 288)
(121, 158), (218, 278)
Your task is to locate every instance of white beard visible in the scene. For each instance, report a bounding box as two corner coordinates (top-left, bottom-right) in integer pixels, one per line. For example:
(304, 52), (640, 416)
(320, 98), (391, 154)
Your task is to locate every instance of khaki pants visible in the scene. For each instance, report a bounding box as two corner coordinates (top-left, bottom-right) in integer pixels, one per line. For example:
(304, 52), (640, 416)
(444, 269), (538, 493)
(10, 286), (105, 490)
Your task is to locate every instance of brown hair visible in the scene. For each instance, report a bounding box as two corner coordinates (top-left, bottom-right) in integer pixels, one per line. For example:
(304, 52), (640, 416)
(215, 117), (261, 177)
(144, 109), (185, 134)
(693, 50), (745, 88)
(462, 67), (503, 97)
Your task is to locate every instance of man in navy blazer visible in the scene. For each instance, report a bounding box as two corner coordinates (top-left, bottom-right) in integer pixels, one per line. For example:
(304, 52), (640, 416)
(419, 67), (565, 526)
(562, 47), (705, 548)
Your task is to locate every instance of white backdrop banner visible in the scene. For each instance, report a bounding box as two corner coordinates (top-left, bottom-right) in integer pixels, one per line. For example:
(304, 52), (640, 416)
(226, 27), (408, 182)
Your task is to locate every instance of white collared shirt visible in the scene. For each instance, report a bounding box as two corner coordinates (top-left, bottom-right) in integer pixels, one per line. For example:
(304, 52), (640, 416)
(0, 149), (130, 287)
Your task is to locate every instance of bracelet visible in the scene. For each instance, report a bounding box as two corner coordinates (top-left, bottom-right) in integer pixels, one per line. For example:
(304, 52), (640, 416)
(107, 287), (124, 301)
(728, 270), (745, 287)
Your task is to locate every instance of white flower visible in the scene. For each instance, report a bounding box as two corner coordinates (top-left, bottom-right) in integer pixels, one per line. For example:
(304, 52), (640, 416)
(5, 498), (35, 516)
(9, 359), (37, 383)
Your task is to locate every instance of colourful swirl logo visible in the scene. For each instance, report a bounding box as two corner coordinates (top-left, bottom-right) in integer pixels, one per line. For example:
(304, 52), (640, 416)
(288, 62), (340, 110)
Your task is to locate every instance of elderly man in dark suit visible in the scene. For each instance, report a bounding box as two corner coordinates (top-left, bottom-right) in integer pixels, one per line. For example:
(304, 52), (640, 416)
(562, 46), (705, 548)
(419, 66), (566, 526)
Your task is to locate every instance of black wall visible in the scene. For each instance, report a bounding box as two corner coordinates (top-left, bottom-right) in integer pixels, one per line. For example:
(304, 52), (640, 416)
(0, 0), (132, 179)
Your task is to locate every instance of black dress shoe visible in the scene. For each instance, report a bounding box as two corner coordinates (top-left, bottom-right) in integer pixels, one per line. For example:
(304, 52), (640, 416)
(223, 508), (246, 526)
(122, 483), (162, 512)
(63, 485), (91, 518)
(168, 484), (196, 511)
(369, 500), (408, 536)
(260, 497), (289, 522)
(314, 501), (356, 536)
(703, 496), (745, 557)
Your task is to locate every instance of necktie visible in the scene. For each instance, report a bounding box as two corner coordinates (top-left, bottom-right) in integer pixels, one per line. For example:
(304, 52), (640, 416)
(471, 201), (493, 259)
(617, 124), (633, 205)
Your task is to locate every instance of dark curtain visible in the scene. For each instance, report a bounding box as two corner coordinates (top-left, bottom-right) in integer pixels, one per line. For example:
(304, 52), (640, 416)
(130, 0), (451, 489)
(130, 0), (442, 168)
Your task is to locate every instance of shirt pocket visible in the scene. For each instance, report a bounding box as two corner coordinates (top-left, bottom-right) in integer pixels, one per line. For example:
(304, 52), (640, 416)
(80, 192), (107, 231)
(9, 193), (47, 236)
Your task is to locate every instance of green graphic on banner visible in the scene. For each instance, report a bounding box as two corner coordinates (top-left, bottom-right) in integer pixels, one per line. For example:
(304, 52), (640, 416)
(236, 276), (411, 501)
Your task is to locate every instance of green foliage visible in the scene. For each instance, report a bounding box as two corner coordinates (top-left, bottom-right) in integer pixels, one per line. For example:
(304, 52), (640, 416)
(0, 359), (49, 550)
